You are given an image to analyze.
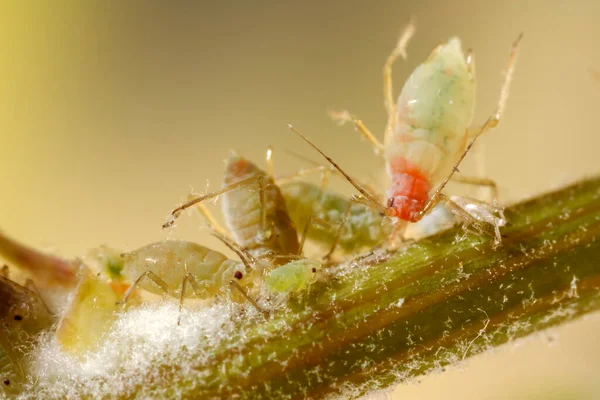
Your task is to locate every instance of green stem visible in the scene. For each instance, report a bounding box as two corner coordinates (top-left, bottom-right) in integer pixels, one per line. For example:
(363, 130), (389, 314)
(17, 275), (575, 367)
(105, 177), (600, 398)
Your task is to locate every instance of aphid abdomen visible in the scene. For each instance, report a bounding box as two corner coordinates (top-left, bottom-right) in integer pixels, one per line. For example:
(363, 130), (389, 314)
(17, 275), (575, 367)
(281, 181), (391, 252)
(121, 241), (241, 298)
(222, 155), (299, 262)
(386, 37), (475, 185)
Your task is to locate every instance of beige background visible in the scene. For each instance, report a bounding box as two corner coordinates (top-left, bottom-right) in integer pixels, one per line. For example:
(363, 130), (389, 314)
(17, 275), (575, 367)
(1, 1), (599, 398)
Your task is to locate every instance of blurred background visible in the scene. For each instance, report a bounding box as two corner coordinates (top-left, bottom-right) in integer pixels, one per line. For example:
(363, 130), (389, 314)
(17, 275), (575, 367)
(1, 1), (599, 398)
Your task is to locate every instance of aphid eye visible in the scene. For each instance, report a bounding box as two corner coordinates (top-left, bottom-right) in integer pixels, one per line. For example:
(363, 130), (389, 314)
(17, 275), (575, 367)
(311, 268), (317, 273)
(234, 271), (243, 280)
(387, 197), (395, 208)
(3, 379), (10, 386)
(13, 315), (22, 321)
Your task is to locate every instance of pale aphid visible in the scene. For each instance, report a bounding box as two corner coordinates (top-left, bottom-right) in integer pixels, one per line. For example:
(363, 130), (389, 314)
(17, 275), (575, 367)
(222, 154), (300, 261)
(165, 153), (300, 265)
(55, 266), (126, 357)
(0, 268), (54, 395)
(57, 241), (256, 356)
(292, 25), (522, 248)
(116, 240), (250, 299)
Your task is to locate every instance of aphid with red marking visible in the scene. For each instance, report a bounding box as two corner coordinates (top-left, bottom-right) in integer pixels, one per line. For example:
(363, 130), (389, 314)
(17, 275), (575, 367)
(291, 23), (522, 245)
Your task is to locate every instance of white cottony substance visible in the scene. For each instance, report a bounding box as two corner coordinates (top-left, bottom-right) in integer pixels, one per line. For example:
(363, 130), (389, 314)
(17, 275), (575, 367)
(20, 300), (247, 399)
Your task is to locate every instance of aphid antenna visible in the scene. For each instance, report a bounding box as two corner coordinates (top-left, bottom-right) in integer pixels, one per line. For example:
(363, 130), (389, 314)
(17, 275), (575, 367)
(211, 230), (258, 271)
(283, 148), (384, 201)
(288, 125), (388, 216)
(163, 176), (261, 228)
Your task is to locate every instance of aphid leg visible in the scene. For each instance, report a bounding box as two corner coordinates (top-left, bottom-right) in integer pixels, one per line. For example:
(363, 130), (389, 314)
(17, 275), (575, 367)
(383, 19), (416, 137)
(451, 175), (499, 201)
(164, 176), (261, 228)
(439, 194), (500, 244)
(117, 270), (169, 306)
(289, 125), (388, 216)
(178, 272), (203, 325)
(229, 279), (269, 317)
(298, 213), (313, 256)
(329, 110), (384, 154)
(322, 197), (358, 262)
(257, 175), (271, 240)
(1, 264), (8, 278)
(188, 195), (227, 235)
(387, 219), (410, 251)
(417, 116), (497, 220)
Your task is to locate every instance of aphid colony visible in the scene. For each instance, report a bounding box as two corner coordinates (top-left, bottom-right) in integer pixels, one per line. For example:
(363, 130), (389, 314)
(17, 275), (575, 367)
(0, 23), (521, 395)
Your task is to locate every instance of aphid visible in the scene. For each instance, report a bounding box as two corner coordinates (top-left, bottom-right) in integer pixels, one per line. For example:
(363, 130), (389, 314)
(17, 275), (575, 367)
(290, 26), (522, 247)
(211, 230), (322, 300)
(55, 265), (126, 357)
(166, 153), (299, 264)
(110, 239), (269, 319)
(0, 267), (54, 396)
(281, 180), (392, 253)
(264, 259), (321, 295)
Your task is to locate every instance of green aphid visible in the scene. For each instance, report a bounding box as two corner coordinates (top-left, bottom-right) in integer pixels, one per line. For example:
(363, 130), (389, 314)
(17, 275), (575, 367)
(265, 259), (321, 294)
(281, 181), (393, 254)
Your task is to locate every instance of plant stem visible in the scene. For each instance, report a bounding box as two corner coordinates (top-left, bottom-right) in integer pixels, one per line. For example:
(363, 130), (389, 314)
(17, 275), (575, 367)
(128, 177), (600, 398)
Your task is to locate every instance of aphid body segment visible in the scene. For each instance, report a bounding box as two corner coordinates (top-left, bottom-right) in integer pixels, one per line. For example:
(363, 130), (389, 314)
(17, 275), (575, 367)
(281, 181), (392, 252)
(384, 38), (475, 222)
(0, 273), (54, 395)
(221, 154), (300, 263)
